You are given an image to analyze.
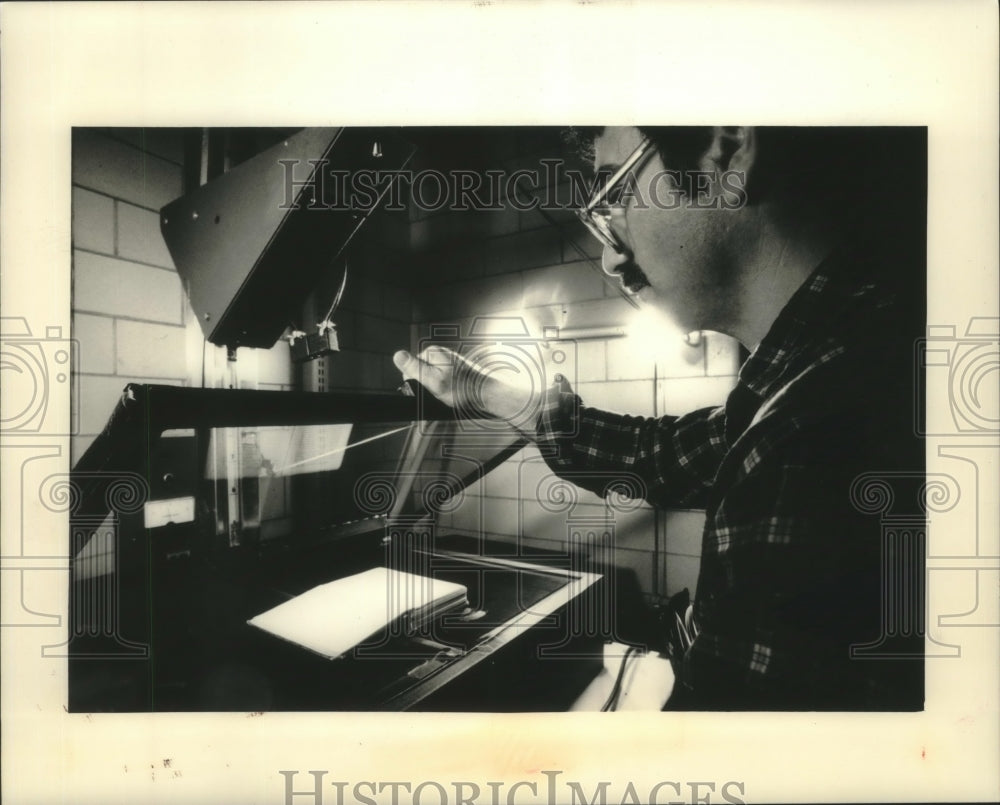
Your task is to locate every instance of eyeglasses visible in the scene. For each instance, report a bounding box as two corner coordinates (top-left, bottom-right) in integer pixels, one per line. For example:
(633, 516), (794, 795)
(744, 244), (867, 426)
(576, 138), (655, 254)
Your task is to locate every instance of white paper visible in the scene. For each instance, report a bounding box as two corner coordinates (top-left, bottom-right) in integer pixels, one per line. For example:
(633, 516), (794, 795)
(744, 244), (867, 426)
(247, 567), (468, 659)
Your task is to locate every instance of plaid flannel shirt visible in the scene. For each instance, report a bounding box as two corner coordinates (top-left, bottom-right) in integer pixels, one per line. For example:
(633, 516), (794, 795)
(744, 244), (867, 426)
(537, 245), (924, 710)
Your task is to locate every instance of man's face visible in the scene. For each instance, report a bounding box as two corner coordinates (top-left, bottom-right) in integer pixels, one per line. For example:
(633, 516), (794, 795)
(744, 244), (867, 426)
(592, 126), (743, 334)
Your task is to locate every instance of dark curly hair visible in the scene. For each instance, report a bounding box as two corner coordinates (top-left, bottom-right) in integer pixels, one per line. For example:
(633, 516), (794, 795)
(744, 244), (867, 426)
(563, 125), (926, 295)
(565, 125), (925, 231)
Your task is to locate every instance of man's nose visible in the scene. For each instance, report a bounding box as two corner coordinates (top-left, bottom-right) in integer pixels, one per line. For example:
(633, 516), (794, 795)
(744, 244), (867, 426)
(601, 244), (631, 277)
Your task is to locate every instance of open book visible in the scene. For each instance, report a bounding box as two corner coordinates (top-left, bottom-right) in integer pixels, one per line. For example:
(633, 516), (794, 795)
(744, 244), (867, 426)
(247, 567), (469, 660)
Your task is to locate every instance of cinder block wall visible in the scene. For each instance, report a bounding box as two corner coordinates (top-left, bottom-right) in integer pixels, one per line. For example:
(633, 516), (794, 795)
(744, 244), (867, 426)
(71, 129), (187, 461)
(71, 128), (299, 460)
(70, 129), (296, 573)
(406, 135), (741, 600)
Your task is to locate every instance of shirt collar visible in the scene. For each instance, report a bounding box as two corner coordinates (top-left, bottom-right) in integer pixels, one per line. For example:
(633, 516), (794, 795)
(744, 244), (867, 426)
(736, 245), (884, 401)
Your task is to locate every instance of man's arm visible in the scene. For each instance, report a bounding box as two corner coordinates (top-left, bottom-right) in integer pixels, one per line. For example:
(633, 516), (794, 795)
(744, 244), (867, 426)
(393, 347), (730, 509)
(535, 373), (728, 509)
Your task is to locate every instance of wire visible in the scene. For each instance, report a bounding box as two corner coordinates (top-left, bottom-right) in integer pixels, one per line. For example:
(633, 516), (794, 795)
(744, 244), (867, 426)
(601, 645), (640, 712)
(282, 259), (347, 343)
(321, 261), (349, 325)
(271, 425), (410, 475)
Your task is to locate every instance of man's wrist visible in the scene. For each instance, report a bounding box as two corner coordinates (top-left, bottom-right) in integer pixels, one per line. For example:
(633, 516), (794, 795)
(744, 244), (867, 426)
(481, 380), (541, 432)
(536, 373), (579, 440)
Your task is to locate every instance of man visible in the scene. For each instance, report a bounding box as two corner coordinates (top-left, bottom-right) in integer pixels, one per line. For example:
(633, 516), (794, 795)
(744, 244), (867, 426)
(394, 126), (926, 710)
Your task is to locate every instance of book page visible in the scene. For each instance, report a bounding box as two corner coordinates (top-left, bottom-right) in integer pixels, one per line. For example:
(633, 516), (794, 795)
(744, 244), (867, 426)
(248, 568), (468, 659)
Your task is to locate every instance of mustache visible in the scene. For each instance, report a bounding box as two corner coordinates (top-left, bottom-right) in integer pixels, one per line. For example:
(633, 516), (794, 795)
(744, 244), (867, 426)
(616, 258), (651, 291)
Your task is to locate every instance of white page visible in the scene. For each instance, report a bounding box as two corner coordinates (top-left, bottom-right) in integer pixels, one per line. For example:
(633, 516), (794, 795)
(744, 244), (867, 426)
(247, 567), (468, 659)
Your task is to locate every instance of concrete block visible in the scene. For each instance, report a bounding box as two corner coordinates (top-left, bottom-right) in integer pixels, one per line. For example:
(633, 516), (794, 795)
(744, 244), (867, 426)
(72, 187), (114, 253)
(412, 274), (524, 323)
(480, 207), (521, 238)
(705, 330), (742, 376)
(560, 297), (634, 332)
(519, 183), (578, 231)
(480, 228), (562, 277)
(482, 453), (520, 499)
(105, 128), (185, 164)
(408, 241), (486, 287)
(657, 375), (737, 417)
(115, 320), (187, 379)
(663, 509), (706, 557)
(518, 497), (609, 545)
(511, 450), (604, 507)
(473, 496), (517, 540)
(449, 493), (483, 534)
(611, 505), (657, 553)
(512, 451), (560, 500)
(342, 275), (383, 318)
(72, 129), (183, 210)
(663, 553), (701, 597)
(352, 312), (410, 355)
(382, 284), (412, 323)
(327, 349), (383, 391)
(71, 435), (96, 465)
(369, 208), (411, 254)
(510, 532), (564, 557)
(612, 547), (656, 596)
(72, 313), (114, 375)
(254, 342), (294, 386)
(75, 374), (131, 436)
(522, 261), (606, 309)
(409, 213), (454, 252)
(561, 221), (603, 262)
(545, 337), (605, 384)
(517, 507), (566, 544)
(379, 353), (404, 391)
(608, 328), (704, 382)
(460, 477), (486, 500)
(430, 209), (520, 242)
(575, 379), (658, 417)
(117, 202), (175, 268)
(605, 337), (659, 382)
(325, 350), (362, 390)
(74, 251), (183, 324)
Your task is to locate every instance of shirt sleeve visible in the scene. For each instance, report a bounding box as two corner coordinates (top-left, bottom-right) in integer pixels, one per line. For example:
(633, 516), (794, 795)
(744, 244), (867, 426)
(534, 373), (729, 508)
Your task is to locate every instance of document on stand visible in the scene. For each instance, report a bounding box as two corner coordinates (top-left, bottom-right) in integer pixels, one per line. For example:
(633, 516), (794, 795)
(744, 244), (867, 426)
(247, 567), (469, 660)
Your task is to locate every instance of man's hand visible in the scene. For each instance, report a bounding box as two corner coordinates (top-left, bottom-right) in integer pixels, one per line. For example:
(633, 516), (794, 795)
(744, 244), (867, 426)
(392, 346), (541, 432)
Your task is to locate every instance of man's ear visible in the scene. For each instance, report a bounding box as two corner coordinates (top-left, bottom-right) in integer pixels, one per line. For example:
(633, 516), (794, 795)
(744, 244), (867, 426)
(698, 126), (756, 205)
(701, 126), (756, 174)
